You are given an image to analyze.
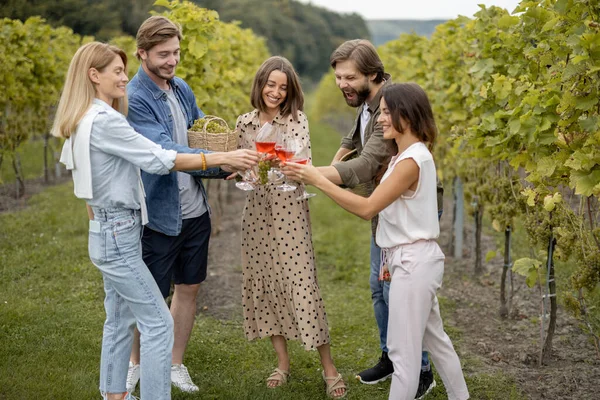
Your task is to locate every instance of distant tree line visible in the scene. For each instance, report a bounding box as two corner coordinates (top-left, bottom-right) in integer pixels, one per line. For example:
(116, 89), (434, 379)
(0, 0), (155, 41)
(1, 0), (370, 81)
(194, 0), (370, 81)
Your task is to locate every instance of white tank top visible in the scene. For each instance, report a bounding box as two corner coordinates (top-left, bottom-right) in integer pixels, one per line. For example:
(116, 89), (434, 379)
(376, 142), (439, 248)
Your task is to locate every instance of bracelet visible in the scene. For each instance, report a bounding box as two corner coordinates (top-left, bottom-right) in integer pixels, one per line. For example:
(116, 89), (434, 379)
(200, 152), (207, 171)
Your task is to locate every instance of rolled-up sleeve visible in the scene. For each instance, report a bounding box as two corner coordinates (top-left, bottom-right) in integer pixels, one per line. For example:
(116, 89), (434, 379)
(127, 95), (226, 178)
(340, 129), (355, 150)
(333, 123), (392, 187)
(91, 112), (176, 175)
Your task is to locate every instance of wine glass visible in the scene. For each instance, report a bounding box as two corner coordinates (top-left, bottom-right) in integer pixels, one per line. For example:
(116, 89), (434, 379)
(255, 122), (277, 155)
(236, 123), (276, 191)
(235, 169), (257, 191)
(288, 141), (316, 200)
(254, 123), (283, 184)
(274, 136), (297, 192)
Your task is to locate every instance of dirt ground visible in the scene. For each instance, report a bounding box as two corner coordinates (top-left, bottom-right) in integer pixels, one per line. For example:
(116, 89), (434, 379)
(0, 175), (71, 212)
(436, 198), (600, 400)
(4, 178), (599, 399)
(199, 184), (600, 400)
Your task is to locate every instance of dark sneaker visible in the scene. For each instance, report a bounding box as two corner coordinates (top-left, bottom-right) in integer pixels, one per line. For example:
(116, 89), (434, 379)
(415, 368), (436, 399)
(355, 351), (394, 384)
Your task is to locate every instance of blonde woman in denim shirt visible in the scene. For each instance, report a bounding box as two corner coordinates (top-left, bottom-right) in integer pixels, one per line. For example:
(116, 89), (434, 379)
(52, 42), (258, 400)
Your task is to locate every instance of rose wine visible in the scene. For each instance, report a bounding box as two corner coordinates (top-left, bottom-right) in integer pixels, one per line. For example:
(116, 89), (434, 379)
(291, 158), (308, 165)
(275, 147), (295, 162)
(256, 141), (276, 155)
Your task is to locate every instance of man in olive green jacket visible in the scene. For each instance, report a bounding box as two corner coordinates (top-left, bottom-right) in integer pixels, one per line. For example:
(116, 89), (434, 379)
(317, 39), (437, 399)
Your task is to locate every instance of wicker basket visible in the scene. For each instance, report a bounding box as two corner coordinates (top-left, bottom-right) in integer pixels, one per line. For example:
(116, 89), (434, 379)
(188, 116), (238, 152)
(339, 149), (372, 197)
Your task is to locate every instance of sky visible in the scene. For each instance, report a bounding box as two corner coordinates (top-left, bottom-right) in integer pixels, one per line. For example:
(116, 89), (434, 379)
(297, 0), (523, 20)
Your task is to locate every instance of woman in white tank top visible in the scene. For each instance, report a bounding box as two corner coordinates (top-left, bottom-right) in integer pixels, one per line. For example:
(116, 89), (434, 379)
(283, 83), (469, 400)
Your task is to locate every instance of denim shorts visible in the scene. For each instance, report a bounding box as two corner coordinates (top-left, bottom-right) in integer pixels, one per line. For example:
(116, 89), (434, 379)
(141, 212), (211, 298)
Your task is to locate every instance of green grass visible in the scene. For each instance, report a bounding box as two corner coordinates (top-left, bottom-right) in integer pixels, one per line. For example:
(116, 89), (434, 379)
(0, 120), (523, 399)
(0, 138), (54, 184)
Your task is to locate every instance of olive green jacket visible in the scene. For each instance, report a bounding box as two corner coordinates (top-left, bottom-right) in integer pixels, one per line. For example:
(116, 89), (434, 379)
(332, 74), (444, 235)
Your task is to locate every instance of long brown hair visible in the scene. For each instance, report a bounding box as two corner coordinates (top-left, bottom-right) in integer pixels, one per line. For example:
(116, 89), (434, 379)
(250, 56), (304, 121)
(382, 83), (437, 150)
(52, 42), (128, 139)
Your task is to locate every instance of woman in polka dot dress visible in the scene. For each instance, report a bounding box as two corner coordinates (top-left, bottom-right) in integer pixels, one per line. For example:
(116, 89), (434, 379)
(235, 56), (347, 399)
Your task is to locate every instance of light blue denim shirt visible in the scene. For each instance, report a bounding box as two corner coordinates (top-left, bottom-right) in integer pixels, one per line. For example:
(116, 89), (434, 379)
(127, 66), (227, 236)
(87, 99), (176, 210)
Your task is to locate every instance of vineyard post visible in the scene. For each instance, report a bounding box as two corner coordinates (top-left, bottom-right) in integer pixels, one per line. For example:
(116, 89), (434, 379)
(500, 225), (512, 318)
(473, 196), (483, 275)
(540, 233), (557, 365)
(453, 177), (464, 259)
(54, 149), (62, 179)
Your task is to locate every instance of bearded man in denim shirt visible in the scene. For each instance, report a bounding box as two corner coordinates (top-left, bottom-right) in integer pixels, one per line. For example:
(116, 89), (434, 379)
(124, 16), (231, 395)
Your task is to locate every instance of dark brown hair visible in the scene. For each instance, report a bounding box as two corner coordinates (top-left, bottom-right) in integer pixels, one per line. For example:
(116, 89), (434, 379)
(135, 16), (182, 59)
(330, 39), (385, 84)
(250, 56), (304, 121)
(382, 83), (437, 150)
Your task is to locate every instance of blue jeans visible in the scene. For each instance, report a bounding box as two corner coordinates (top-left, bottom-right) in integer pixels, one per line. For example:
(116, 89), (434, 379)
(89, 208), (174, 400)
(371, 237), (430, 370)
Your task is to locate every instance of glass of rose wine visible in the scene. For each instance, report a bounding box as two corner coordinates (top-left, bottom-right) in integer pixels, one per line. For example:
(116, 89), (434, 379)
(237, 123), (277, 191)
(274, 136), (297, 192)
(256, 123), (284, 184)
(288, 141), (316, 200)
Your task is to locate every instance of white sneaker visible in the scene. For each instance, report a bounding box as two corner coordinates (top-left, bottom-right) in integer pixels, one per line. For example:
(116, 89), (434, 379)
(126, 361), (140, 393)
(171, 363), (199, 392)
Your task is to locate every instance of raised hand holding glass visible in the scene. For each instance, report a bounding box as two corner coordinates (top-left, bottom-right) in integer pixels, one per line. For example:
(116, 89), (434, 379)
(288, 140), (316, 200)
(274, 135), (297, 192)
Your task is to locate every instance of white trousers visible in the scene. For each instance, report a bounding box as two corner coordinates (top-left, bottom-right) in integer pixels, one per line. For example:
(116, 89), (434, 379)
(386, 240), (469, 400)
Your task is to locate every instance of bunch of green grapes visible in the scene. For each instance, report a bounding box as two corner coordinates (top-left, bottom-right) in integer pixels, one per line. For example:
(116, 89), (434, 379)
(258, 160), (271, 185)
(190, 117), (230, 133)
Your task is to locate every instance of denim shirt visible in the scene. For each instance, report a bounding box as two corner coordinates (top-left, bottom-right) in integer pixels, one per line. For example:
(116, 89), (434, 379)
(127, 66), (226, 236)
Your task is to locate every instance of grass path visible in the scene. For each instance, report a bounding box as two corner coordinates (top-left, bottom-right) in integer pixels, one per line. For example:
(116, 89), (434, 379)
(0, 121), (523, 399)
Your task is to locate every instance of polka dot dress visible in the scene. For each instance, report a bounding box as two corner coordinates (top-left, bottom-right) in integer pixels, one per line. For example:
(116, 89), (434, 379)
(236, 109), (330, 350)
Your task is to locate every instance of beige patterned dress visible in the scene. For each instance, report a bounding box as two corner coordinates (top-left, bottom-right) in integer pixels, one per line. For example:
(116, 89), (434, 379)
(235, 109), (330, 350)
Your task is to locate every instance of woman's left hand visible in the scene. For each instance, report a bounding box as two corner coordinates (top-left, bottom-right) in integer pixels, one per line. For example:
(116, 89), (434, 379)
(281, 162), (321, 186)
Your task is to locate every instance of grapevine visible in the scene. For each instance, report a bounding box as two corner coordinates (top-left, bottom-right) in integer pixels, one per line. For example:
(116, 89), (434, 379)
(310, 0), (600, 351)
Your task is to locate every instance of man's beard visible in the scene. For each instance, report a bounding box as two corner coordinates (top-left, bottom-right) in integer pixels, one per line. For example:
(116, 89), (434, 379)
(342, 82), (371, 107)
(146, 60), (176, 81)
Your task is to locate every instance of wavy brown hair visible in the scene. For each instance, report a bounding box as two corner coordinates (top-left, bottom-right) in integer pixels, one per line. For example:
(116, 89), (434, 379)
(250, 56), (304, 121)
(330, 39), (385, 84)
(382, 82), (437, 150)
(135, 16), (182, 59)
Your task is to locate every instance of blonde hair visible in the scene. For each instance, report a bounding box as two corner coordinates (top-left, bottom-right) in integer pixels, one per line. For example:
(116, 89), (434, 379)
(52, 42), (128, 139)
(135, 16), (182, 60)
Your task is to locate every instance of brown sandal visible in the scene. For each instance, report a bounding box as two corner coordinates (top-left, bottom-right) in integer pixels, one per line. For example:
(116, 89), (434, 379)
(266, 368), (289, 388)
(322, 371), (348, 399)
